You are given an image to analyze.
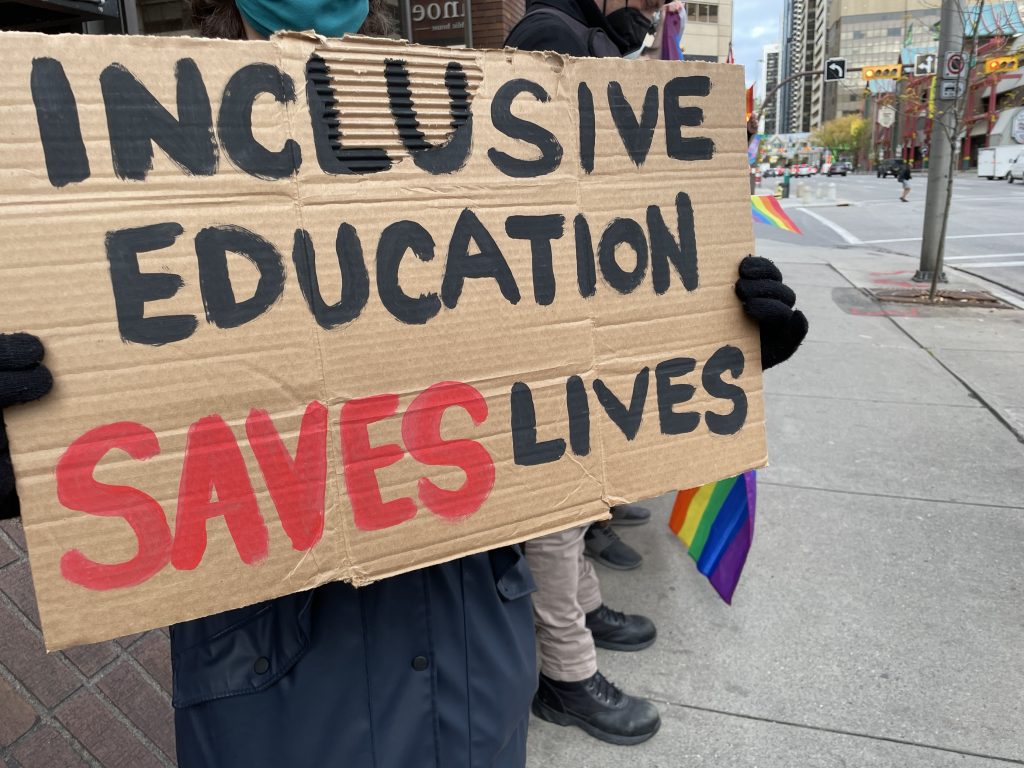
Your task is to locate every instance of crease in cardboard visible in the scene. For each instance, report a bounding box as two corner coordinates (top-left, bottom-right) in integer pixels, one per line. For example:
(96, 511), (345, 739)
(275, 33), (355, 585)
(564, 57), (613, 514)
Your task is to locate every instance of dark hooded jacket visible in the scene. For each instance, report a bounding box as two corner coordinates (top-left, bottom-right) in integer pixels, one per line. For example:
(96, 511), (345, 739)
(505, 0), (630, 57)
(172, 547), (537, 768)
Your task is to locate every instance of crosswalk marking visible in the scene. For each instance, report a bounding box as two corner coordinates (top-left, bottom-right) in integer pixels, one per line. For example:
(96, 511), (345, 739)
(946, 253), (1024, 261)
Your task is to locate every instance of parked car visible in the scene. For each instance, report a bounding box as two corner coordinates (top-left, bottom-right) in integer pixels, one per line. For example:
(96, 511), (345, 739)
(795, 164), (814, 177)
(1006, 153), (1024, 184)
(876, 159), (902, 178)
(827, 161), (851, 176)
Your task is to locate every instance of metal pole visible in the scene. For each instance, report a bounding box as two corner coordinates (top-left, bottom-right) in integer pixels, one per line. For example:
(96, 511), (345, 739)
(755, 69), (824, 125)
(914, 0), (964, 283)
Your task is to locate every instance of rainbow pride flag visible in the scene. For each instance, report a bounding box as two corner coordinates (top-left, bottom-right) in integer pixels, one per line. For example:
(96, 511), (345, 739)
(668, 471), (756, 604)
(751, 194), (802, 235)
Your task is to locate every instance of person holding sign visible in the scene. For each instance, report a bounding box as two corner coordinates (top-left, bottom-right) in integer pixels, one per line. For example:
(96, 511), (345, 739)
(0, 2), (537, 768)
(506, 0), (808, 747)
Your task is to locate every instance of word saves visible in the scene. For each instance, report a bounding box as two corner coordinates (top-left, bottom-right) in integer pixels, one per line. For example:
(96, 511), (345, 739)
(56, 349), (745, 592)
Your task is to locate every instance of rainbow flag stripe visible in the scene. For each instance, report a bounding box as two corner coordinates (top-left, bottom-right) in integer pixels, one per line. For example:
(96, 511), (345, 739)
(751, 194), (802, 235)
(668, 471), (756, 604)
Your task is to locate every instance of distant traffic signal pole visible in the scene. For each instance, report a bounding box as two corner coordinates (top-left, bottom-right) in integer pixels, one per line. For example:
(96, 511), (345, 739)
(915, 0), (964, 285)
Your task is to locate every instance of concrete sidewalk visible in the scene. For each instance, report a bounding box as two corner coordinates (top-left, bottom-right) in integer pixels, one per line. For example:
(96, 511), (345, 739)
(527, 242), (1024, 766)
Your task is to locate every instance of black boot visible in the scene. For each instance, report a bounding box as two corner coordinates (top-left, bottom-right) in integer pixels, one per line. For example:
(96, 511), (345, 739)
(532, 671), (661, 745)
(584, 522), (642, 570)
(585, 604), (656, 651)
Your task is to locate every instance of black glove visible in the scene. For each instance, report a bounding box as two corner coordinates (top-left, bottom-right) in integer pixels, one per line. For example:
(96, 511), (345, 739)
(734, 256), (808, 370)
(1, 333), (53, 520)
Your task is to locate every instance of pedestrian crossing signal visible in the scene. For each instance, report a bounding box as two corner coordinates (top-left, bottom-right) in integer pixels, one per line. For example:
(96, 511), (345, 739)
(984, 55), (1021, 73)
(862, 64), (902, 80)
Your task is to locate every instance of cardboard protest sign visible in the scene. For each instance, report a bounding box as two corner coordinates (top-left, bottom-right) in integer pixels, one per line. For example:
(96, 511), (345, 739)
(0, 30), (766, 650)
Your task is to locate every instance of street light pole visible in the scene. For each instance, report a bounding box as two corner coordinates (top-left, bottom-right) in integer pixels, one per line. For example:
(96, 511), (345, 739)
(915, 0), (964, 283)
(756, 70), (824, 126)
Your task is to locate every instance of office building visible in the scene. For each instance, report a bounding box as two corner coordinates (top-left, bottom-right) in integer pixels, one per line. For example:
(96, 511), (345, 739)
(681, 1), (735, 61)
(824, 0), (941, 121)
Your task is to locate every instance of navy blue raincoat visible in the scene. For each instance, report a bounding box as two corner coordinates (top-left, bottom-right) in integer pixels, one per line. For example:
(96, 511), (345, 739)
(171, 547), (536, 767)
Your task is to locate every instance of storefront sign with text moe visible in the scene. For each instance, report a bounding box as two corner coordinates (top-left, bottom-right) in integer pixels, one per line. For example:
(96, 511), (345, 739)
(0, 31), (765, 650)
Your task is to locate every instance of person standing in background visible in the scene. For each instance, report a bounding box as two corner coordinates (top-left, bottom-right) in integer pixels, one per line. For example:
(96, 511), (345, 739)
(898, 162), (912, 202)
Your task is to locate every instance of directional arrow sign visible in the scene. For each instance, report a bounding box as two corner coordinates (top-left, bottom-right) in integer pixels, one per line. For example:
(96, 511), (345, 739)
(915, 53), (937, 75)
(824, 57), (846, 82)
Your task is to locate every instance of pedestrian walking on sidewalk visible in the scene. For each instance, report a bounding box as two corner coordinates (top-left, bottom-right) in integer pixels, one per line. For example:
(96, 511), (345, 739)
(898, 162), (912, 202)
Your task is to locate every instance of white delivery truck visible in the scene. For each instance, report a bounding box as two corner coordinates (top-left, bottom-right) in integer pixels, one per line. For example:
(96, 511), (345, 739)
(977, 145), (1024, 180)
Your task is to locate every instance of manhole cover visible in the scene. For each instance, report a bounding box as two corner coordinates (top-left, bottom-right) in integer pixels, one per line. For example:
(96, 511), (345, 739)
(865, 288), (1014, 309)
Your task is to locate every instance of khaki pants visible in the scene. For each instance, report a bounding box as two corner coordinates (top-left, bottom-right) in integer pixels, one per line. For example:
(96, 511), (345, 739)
(524, 525), (603, 682)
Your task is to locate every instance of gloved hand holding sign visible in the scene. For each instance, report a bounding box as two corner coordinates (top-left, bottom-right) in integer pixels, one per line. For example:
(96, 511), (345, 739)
(735, 256), (809, 370)
(0, 333), (53, 520)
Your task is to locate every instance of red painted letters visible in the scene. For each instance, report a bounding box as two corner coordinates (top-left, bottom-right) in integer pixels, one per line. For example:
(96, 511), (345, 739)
(55, 381), (495, 589)
(246, 402), (328, 551)
(403, 381), (494, 520)
(339, 394), (417, 531)
(56, 422), (172, 590)
(171, 415), (269, 570)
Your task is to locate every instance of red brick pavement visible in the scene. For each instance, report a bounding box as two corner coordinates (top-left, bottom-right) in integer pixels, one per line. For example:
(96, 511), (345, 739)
(0, 520), (176, 768)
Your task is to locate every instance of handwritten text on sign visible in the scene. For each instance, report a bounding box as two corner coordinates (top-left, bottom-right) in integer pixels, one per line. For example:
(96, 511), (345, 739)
(0, 32), (763, 648)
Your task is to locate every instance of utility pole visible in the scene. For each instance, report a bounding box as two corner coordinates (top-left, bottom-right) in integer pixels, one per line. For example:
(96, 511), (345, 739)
(914, 0), (964, 283)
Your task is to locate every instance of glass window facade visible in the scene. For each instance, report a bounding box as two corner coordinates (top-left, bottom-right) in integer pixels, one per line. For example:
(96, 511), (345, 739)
(686, 3), (719, 24)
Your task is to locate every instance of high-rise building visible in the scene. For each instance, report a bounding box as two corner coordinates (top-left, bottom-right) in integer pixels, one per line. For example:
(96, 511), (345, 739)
(779, 0), (805, 133)
(780, 0), (829, 133)
(824, 0), (942, 122)
(761, 43), (781, 134)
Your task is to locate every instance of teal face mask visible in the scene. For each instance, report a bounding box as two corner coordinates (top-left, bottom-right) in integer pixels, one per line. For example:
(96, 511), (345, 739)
(235, 0), (369, 39)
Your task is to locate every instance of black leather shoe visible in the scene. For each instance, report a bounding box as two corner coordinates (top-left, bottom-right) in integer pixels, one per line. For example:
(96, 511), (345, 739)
(532, 672), (661, 746)
(585, 604), (656, 651)
(610, 503), (651, 526)
(584, 523), (641, 570)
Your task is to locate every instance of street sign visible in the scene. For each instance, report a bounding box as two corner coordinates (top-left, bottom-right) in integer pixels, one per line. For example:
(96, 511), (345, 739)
(939, 79), (965, 100)
(914, 53), (938, 75)
(877, 105), (896, 128)
(824, 57), (847, 82)
(944, 51), (966, 78)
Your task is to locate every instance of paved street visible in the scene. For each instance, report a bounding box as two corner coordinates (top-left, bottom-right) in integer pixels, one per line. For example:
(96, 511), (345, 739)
(757, 172), (1024, 296)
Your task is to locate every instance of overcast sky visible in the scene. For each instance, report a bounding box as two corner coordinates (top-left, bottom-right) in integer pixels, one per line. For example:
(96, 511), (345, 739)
(730, 0), (784, 90)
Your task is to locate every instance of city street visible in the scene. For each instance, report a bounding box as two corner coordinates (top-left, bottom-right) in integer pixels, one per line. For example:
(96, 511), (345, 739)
(756, 172), (1024, 296)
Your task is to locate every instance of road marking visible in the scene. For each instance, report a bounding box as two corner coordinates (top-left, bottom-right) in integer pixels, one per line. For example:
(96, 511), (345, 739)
(946, 252), (1024, 261)
(794, 208), (863, 244)
(954, 261), (1024, 268)
(862, 232), (1024, 244)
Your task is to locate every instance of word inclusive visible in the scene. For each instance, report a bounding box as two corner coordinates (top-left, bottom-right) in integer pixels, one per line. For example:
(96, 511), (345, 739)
(57, 348), (744, 591)
(31, 56), (713, 186)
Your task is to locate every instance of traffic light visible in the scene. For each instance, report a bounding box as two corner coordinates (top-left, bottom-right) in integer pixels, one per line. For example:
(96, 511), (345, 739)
(984, 55), (1022, 74)
(862, 64), (903, 80)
